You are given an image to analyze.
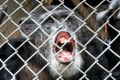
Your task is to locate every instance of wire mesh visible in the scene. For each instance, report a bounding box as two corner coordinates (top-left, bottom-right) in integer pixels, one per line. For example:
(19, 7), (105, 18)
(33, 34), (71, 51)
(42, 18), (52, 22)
(0, 0), (120, 80)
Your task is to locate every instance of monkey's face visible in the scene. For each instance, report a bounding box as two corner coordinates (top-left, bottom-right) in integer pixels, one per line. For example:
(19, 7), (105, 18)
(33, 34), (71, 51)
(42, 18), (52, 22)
(49, 26), (83, 78)
(41, 12), (84, 78)
(20, 7), (84, 78)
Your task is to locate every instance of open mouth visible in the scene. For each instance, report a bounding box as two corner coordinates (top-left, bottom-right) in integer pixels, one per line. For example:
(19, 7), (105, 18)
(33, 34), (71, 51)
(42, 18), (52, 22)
(53, 31), (75, 65)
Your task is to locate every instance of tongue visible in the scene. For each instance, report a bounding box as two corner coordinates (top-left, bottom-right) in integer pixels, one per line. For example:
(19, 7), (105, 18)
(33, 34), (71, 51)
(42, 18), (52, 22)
(59, 51), (73, 62)
(55, 32), (75, 62)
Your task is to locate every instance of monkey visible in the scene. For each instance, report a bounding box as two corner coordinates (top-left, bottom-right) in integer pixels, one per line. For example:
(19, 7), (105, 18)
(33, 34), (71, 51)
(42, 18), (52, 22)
(96, 0), (120, 22)
(96, 0), (120, 79)
(0, 5), (109, 80)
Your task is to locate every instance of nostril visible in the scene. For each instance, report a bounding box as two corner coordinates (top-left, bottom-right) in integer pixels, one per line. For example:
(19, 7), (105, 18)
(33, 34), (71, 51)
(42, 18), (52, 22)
(59, 55), (62, 58)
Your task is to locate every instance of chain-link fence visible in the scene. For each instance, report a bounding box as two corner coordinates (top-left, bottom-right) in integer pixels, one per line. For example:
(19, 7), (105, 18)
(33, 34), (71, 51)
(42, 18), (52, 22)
(0, 0), (120, 80)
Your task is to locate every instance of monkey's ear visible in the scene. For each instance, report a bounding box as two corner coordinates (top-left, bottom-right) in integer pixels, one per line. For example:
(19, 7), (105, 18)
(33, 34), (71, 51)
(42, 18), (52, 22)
(0, 5), (8, 24)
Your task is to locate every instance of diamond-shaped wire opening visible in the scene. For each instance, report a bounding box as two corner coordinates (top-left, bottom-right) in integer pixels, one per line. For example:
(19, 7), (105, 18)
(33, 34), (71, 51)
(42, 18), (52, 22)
(3, 0), (19, 15)
(20, 18), (38, 37)
(4, 54), (24, 74)
(38, 39), (51, 57)
(0, 42), (15, 61)
(47, 65), (61, 78)
(81, 51), (95, 72)
(104, 49), (120, 70)
(27, 51), (48, 67)
(107, 23), (119, 41)
(48, 61), (84, 79)
(10, 8), (28, 25)
(110, 37), (120, 55)
(112, 64), (120, 79)
(0, 20), (18, 38)
(98, 53), (110, 70)
(16, 65), (36, 80)
(86, 38), (106, 57)
(85, 64), (109, 80)
(75, 25), (94, 45)
(29, 28), (49, 48)
(0, 68), (13, 79)
(73, 0), (96, 22)
(8, 30), (21, 39)
(21, 0), (40, 13)
(17, 41), (37, 61)
(41, 16), (60, 35)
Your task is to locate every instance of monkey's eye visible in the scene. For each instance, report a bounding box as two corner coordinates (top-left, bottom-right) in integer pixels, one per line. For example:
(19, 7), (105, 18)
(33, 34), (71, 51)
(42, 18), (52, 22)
(42, 17), (54, 29)
(45, 20), (54, 29)
(46, 17), (54, 23)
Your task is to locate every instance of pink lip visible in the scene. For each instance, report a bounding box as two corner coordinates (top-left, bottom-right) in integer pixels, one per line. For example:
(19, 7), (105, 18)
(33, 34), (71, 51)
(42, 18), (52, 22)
(53, 31), (76, 64)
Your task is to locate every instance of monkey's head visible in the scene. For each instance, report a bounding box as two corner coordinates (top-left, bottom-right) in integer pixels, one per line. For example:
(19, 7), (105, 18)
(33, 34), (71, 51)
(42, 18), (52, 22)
(20, 6), (84, 78)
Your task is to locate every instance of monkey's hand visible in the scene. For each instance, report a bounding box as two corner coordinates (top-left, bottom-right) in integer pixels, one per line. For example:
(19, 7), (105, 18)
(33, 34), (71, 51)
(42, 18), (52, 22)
(42, 0), (53, 5)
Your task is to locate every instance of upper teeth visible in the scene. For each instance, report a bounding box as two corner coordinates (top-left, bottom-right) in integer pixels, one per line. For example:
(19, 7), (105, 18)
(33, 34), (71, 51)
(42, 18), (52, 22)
(59, 37), (70, 43)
